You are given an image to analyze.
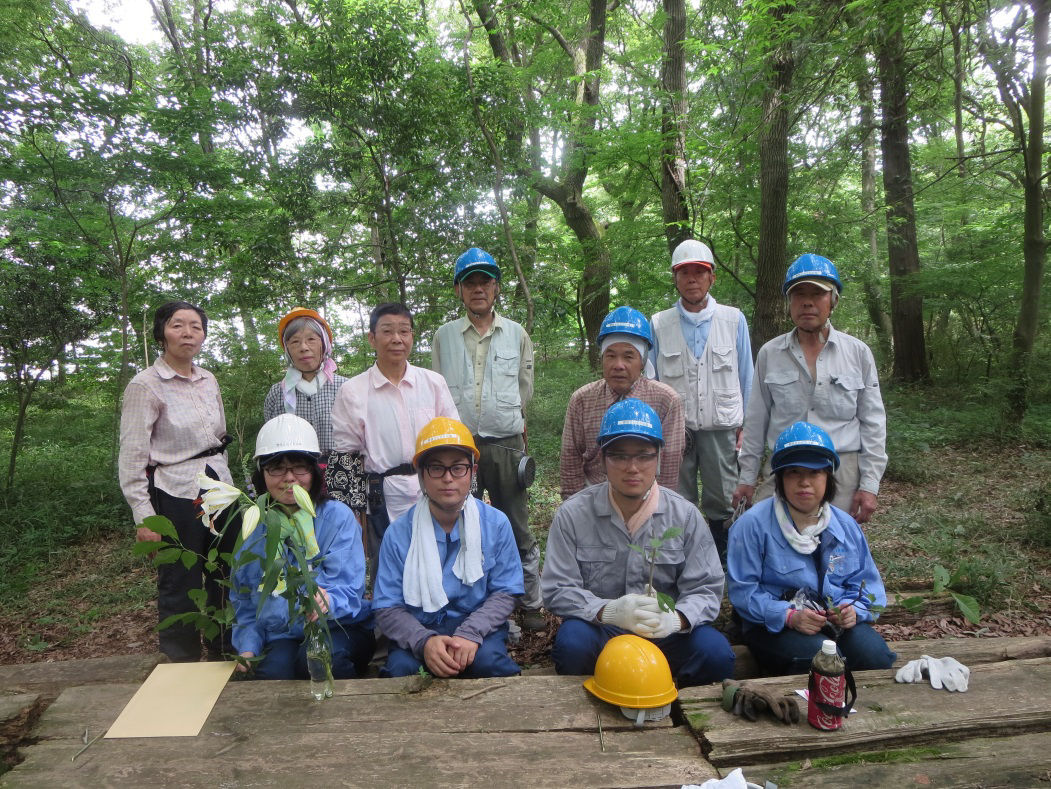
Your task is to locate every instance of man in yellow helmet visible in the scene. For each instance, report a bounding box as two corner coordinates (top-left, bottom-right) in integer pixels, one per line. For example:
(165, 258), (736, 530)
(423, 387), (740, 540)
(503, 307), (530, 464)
(372, 417), (524, 678)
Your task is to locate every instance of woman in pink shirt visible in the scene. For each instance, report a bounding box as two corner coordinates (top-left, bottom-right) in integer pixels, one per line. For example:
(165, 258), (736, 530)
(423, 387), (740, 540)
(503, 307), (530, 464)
(119, 301), (235, 662)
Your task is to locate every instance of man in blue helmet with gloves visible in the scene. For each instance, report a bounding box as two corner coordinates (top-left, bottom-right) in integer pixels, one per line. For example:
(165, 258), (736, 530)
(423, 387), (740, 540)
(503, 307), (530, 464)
(649, 239), (753, 561)
(432, 248), (543, 631)
(733, 254), (887, 524)
(543, 398), (734, 687)
(560, 306), (685, 499)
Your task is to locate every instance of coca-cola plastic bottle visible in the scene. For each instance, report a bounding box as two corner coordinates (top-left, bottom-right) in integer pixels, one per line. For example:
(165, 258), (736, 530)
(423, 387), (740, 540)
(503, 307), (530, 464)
(807, 639), (846, 730)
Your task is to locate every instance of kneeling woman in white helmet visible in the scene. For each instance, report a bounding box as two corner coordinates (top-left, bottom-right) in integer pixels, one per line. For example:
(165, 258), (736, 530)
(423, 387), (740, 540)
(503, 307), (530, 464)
(231, 415), (374, 679)
(727, 421), (896, 675)
(372, 417), (524, 678)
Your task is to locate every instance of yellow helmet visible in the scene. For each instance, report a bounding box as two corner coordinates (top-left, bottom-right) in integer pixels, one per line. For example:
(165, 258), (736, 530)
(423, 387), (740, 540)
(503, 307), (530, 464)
(583, 634), (678, 709)
(413, 417), (480, 466)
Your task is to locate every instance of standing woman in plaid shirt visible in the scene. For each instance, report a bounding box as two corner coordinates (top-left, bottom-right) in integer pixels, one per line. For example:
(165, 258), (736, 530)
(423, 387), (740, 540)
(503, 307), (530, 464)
(119, 301), (236, 662)
(263, 307), (347, 456)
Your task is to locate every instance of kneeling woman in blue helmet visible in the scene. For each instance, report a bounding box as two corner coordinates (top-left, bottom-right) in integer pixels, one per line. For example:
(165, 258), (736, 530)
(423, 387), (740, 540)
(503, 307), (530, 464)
(231, 414), (375, 679)
(727, 421), (895, 675)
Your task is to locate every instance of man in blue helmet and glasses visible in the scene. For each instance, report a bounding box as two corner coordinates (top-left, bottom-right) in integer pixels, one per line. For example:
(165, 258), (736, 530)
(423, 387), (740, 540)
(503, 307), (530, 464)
(733, 255), (887, 524)
(560, 306), (685, 500)
(432, 248), (543, 631)
(543, 399), (734, 687)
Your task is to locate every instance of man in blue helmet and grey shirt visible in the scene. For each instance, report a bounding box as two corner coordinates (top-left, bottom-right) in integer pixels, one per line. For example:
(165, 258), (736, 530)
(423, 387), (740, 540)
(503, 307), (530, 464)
(649, 239), (753, 560)
(432, 248), (543, 630)
(543, 398), (734, 687)
(732, 254), (887, 524)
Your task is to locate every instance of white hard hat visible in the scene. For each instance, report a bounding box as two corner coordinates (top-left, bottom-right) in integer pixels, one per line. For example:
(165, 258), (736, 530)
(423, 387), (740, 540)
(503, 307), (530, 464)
(254, 414), (320, 462)
(671, 239), (715, 272)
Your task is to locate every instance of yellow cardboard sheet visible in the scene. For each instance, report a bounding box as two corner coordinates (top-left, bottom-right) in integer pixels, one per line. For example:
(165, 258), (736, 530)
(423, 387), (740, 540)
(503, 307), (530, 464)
(105, 661), (236, 738)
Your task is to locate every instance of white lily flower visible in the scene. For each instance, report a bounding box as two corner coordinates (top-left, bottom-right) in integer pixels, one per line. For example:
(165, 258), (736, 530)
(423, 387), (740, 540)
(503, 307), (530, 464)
(292, 484), (316, 517)
(241, 505), (261, 541)
(196, 474), (243, 532)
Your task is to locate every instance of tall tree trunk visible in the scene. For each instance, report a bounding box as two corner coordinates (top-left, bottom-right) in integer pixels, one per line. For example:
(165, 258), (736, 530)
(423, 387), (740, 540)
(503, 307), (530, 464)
(877, 7), (929, 382)
(471, 0), (611, 367)
(857, 67), (893, 362)
(660, 0), (690, 253)
(1004, 0), (1049, 423)
(942, 2), (968, 180)
(752, 3), (794, 353)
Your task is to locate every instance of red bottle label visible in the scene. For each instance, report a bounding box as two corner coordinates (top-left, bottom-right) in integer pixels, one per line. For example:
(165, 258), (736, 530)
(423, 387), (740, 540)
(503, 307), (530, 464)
(807, 670), (846, 730)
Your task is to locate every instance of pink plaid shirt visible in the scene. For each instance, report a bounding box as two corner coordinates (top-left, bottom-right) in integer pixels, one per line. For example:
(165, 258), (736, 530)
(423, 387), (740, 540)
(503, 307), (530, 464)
(118, 357), (233, 524)
(559, 376), (685, 499)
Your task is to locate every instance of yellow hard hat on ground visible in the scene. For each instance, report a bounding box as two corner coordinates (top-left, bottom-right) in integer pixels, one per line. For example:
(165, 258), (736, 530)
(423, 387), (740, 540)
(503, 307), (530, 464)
(413, 417), (480, 466)
(277, 307), (333, 347)
(583, 634), (678, 709)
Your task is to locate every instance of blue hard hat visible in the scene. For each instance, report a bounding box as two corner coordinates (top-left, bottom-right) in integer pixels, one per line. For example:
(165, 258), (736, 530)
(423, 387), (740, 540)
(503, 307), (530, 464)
(597, 398), (664, 449)
(597, 306), (653, 350)
(454, 248), (501, 284)
(771, 421), (840, 472)
(782, 254), (843, 295)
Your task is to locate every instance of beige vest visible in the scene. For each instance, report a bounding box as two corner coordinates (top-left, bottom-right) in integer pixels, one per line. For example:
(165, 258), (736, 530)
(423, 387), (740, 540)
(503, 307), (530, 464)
(652, 303), (744, 431)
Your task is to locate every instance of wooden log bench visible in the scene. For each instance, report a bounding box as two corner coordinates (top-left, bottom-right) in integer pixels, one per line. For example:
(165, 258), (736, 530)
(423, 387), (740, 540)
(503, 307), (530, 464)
(680, 656), (1051, 787)
(2, 675), (717, 787)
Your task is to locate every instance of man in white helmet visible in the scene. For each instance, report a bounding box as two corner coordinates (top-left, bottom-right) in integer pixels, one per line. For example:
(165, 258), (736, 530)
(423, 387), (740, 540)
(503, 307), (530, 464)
(649, 240), (753, 561)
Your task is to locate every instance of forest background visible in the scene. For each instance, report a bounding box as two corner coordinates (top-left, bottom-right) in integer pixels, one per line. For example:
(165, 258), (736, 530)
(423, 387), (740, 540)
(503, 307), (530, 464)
(1, 0), (1050, 661)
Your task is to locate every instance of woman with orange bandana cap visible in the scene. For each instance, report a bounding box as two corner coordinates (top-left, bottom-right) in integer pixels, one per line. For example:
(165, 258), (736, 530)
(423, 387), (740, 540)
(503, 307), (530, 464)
(263, 307), (348, 455)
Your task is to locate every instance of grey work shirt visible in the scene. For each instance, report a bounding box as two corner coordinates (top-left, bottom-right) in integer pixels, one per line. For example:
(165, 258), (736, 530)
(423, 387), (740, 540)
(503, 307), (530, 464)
(541, 482), (724, 630)
(737, 324), (888, 495)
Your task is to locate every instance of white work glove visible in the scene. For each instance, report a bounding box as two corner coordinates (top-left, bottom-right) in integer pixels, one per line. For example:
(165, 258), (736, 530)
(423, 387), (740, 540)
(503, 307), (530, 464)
(924, 655), (970, 691)
(895, 655), (970, 692)
(635, 610), (683, 640)
(895, 657), (928, 684)
(600, 594), (660, 634)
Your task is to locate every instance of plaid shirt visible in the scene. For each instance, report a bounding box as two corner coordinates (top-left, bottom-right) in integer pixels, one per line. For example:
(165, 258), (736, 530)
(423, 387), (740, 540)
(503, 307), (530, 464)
(118, 357), (233, 524)
(559, 376), (686, 499)
(263, 374), (349, 455)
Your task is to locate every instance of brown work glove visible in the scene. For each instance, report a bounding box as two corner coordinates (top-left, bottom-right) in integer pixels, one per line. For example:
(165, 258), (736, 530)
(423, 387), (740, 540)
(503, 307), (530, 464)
(721, 679), (800, 725)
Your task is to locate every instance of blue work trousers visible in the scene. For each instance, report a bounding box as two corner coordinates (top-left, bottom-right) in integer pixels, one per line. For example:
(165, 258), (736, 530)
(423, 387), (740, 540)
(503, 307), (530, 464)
(253, 620), (376, 680)
(742, 622), (896, 676)
(380, 621), (520, 679)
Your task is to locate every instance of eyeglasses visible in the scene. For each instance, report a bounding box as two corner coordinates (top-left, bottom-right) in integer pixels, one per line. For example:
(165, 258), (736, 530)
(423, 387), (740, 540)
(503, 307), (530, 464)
(422, 462), (472, 479)
(263, 463), (314, 478)
(605, 451), (660, 469)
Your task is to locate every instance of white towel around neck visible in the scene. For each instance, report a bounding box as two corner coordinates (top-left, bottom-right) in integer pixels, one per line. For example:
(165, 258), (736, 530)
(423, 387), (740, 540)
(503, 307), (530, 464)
(402, 494), (483, 612)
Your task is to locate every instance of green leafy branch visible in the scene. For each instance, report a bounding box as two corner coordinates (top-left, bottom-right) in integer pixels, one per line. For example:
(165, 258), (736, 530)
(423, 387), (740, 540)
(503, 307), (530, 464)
(899, 564), (981, 625)
(628, 527), (683, 613)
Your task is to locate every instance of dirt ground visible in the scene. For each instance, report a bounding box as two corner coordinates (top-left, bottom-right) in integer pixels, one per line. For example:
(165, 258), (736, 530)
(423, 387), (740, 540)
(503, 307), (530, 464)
(2, 454), (1050, 666)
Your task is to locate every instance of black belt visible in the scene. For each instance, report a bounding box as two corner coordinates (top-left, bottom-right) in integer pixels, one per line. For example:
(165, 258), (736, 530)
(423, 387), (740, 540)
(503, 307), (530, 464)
(147, 435), (232, 475)
(367, 463), (416, 481)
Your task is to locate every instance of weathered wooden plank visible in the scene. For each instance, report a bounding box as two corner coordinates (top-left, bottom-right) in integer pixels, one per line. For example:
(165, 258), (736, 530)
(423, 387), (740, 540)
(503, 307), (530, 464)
(32, 675), (674, 742)
(681, 657), (1051, 767)
(0, 655), (164, 699)
(0, 694), (41, 755)
(733, 732), (1051, 788)
(731, 635), (1051, 680)
(2, 728), (716, 788)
